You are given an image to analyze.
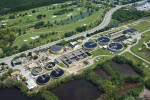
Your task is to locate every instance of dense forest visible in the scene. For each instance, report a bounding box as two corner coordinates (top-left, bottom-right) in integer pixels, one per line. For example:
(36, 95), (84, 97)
(112, 8), (150, 22)
(0, 0), (73, 15)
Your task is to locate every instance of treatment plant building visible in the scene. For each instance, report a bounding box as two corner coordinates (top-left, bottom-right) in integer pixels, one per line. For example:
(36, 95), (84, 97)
(60, 48), (92, 67)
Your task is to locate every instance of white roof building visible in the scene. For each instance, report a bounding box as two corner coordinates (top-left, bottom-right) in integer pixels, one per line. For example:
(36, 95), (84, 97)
(26, 79), (37, 90)
(70, 41), (78, 47)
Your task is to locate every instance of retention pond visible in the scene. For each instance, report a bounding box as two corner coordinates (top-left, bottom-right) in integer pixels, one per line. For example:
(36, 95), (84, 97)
(0, 88), (42, 100)
(114, 62), (138, 76)
(51, 80), (103, 100)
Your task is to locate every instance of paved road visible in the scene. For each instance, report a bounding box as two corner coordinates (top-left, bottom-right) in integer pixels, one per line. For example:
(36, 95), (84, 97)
(119, 29), (150, 65)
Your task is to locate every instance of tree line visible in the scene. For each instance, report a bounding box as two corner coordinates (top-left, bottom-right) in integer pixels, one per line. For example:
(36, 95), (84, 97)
(0, 0), (73, 15)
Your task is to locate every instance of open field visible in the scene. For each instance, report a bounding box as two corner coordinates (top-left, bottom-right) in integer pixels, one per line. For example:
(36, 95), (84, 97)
(91, 48), (112, 57)
(4, 1), (107, 47)
(130, 31), (150, 62)
(129, 21), (150, 33)
(12, 9), (105, 47)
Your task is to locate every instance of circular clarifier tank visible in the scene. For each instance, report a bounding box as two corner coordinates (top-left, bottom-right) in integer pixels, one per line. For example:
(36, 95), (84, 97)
(147, 43), (150, 47)
(51, 69), (64, 79)
(97, 37), (110, 44)
(36, 74), (50, 85)
(50, 45), (63, 54)
(108, 43), (123, 52)
(83, 41), (97, 50)
(45, 62), (55, 70)
(31, 67), (43, 76)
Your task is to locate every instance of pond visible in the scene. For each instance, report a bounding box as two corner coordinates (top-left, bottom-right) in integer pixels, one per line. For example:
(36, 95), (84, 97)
(0, 88), (42, 100)
(51, 80), (103, 100)
(147, 43), (150, 47)
(94, 69), (109, 80)
(59, 11), (95, 25)
(114, 62), (138, 76)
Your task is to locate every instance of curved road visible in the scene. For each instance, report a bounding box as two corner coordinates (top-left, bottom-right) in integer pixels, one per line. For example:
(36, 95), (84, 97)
(0, 0), (146, 65)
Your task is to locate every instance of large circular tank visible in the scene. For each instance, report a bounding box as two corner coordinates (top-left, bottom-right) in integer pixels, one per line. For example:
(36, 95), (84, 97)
(51, 69), (64, 79)
(108, 43), (123, 52)
(45, 62), (55, 70)
(36, 74), (50, 85)
(50, 45), (63, 54)
(97, 37), (110, 44)
(31, 67), (43, 76)
(83, 41), (97, 50)
(147, 43), (150, 47)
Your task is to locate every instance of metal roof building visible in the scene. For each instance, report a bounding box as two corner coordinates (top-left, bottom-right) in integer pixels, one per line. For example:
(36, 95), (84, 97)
(26, 79), (37, 90)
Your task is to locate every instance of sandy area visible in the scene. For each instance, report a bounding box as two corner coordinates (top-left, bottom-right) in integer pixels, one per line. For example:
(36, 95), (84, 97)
(2, 23), (6, 25)
(67, 13), (72, 17)
(83, 24), (87, 26)
(52, 16), (57, 18)
(24, 40), (28, 42)
(53, 4), (58, 6)
(28, 15), (32, 16)
(77, 8), (81, 10)
(30, 36), (39, 40)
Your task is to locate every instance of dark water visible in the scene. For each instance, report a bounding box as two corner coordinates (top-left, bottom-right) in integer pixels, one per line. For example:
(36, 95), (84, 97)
(97, 37), (110, 44)
(148, 43), (150, 47)
(0, 88), (42, 100)
(51, 80), (103, 100)
(51, 69), (64, 78)
(59, 11), (95, 25)
(114, 62), (138, 76)
(84, 42), (98, 49)
(94, 69), (109, 80)
(109, 43), (123, 50)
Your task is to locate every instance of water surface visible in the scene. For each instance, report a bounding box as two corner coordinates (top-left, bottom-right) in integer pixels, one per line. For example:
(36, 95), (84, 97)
(51, 80), (103, 100)
(0, 88), (42, 100)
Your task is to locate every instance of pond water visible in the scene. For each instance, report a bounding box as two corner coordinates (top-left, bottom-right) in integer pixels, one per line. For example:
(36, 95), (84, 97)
(0, 88), (42, 100)
(148, 43), (150, 47)
(59, 11), (95, 25)
(94, 69), (109, 80)
(114, 62), (138, 76)
(51, 80), (103, 100)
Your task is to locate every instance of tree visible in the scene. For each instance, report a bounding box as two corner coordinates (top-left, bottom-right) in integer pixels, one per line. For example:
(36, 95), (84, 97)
(35, 21), (44, 29)
(33, 55), (38, 60)
(32, 10), (36, 13)
(19, 44), (28, 52)
(37, 14), (43, 20)
(9, 15), (15, 19)
(1, 66), (5, 70)
(102, 80), (114, 93)
(7, 68), (13, 75)
(19, 53), (26, 57)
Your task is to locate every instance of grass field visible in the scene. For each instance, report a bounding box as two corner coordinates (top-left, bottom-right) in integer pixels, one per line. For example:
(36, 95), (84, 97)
(131, 31), (150, 62)
(13, 9), (106, 47)
(129, 20), (150, 33)
(91, 48), (112, 57)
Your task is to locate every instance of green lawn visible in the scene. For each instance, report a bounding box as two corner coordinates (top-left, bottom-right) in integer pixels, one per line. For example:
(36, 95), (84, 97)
(13, 9), (106, 47)
(91, 48), (112, 57)
(129, 21), (150, 33)
(58, 63), (67, 68)
(130, 31), (150, 62)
